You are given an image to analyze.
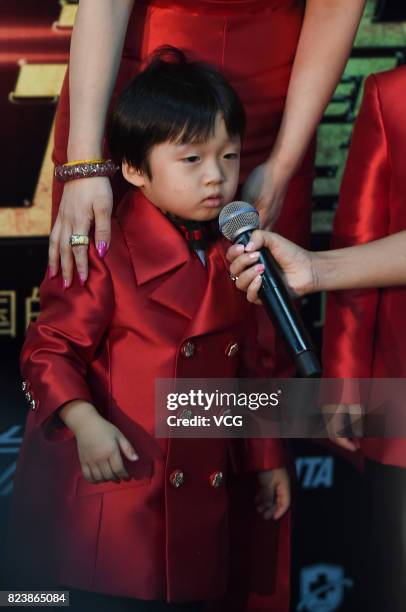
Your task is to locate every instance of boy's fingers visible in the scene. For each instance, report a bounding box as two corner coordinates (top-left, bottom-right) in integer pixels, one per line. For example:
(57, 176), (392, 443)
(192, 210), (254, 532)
(273, 483), (291, 520)
(99, 459), (116, 482)
(109, 452), (130, 480)
(81, 463), (92, 482)
(256, 499), (276, 520)
(89, 464), (104, 483)
(117, 435), (139, 461)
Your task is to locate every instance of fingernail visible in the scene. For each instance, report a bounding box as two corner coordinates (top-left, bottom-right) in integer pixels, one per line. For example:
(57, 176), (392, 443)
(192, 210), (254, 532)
(245, 241), (254, 251)
(249, 252), (260, 260)
(79, 274), (87, 287)
(255, 264), (265, 273)
(97, 241), (107, 258)
(131, 452), (138, 461)
(235, 245), (244, 253)
(255, 275), (262, 284)
(48, 266), (56, 279)
(62, 279), (69, 290)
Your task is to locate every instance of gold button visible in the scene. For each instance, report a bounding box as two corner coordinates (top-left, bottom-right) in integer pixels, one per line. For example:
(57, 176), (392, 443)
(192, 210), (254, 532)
(181, 340), (195, 358)
(226, 342), (239, 358)
(30, 399), (37, 411)
(25, 392), (32, 403)
(169, 470), (185, 488)
(209, 471), (223, 488)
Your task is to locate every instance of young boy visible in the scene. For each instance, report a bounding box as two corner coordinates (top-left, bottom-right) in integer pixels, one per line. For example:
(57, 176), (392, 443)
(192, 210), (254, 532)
(10, 48), (290, 611)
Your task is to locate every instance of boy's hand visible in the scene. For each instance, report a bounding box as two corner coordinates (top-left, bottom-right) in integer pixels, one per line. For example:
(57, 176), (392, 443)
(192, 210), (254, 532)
(256, 467), (291, 520)
(59, 400), (138, 483)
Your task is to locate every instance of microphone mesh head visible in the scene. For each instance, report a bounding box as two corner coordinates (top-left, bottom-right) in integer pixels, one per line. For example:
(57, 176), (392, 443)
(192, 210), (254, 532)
(219, 201), (259, 241)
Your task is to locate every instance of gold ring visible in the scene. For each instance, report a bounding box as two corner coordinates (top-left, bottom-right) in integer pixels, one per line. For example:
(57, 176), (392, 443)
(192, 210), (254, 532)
(69, 234), (89, 247)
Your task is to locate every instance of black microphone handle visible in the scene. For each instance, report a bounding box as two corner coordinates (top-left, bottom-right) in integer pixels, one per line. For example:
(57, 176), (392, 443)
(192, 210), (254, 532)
(235, 231), (321, 378)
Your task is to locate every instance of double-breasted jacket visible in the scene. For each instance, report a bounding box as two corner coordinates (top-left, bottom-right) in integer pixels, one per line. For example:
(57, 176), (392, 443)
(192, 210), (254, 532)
(11, 190), (287, 602)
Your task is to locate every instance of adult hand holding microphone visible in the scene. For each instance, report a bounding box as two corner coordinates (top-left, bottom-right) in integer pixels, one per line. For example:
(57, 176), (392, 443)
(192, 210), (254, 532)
(226, 228), (317, 300)
(226, 227), (406, 298)
(219, 202), (321, 378)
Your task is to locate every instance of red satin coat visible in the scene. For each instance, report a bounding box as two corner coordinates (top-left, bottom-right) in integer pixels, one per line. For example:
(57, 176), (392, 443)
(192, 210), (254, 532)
(323, 67), (406, 468)
(12, 190), (287, 602)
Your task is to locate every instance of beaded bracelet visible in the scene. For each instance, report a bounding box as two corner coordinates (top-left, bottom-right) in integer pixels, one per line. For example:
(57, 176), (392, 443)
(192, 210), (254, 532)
(54, 158), (119, 182)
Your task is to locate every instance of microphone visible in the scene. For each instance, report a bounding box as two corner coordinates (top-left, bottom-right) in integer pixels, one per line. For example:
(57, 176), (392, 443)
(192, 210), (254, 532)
(219, 201), (321, 378)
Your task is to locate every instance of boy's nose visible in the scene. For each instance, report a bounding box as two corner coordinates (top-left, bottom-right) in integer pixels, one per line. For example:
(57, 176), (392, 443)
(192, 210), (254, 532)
(204, 159), (225, 184)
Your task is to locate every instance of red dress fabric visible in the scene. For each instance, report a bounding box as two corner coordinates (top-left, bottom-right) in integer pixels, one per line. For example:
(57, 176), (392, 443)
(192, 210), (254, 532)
(48, 2), (315, 609)
(323, 67), (406, 468)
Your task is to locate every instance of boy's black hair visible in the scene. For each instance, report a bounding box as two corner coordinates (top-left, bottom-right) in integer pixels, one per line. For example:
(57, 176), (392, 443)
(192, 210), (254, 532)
(107, 46), (246, 179)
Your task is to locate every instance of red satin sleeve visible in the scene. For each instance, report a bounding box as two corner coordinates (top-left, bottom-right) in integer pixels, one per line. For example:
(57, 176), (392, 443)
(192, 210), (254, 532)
(322, 74), (391, 380)
(237, 304), (289, 471)
(20, 241), (115, 431)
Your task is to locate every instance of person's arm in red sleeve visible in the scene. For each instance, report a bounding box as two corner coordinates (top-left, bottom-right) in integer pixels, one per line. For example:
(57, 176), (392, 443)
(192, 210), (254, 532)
(323, 73), (391, 380)
(236, 304), (290, 474)
(20, 240), (114, 434)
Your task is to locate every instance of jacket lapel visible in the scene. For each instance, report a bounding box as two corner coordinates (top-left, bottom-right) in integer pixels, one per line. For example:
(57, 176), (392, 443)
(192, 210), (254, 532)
(116, 189), (243, 335)
(186, 239), (244, 339)
(116, 189), (207, 321)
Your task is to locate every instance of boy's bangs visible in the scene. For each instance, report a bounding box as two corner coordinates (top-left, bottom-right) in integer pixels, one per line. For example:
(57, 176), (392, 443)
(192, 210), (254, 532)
(168, 109), (217, 145)
(163, 103), (241, 146)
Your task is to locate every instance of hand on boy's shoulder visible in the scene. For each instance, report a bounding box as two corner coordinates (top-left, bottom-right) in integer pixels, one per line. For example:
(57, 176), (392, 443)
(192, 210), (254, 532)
(255, 467), (291, 520)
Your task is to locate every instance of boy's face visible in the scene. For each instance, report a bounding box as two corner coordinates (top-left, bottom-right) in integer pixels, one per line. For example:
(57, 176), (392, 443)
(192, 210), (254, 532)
(122, 113), (241, 221)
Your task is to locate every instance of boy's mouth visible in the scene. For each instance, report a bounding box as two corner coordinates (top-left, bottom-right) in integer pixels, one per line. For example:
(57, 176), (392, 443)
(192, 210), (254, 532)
(202, 194), (223, 208)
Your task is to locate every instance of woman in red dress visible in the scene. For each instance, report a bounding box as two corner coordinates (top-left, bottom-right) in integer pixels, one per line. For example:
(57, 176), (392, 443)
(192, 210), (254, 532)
(49, 0), (366, 286)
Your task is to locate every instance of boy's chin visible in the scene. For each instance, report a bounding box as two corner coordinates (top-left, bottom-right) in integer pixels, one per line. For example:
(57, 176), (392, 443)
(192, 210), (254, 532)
(191, 205), (228, 222)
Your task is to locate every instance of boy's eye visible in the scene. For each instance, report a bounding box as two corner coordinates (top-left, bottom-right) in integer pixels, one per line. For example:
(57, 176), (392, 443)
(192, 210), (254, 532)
(224, 152), (239, 160)
(182, 155), (200, 163)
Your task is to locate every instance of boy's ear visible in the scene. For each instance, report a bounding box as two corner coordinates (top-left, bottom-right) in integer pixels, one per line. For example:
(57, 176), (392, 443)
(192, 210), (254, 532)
(122, 161), (146, 187)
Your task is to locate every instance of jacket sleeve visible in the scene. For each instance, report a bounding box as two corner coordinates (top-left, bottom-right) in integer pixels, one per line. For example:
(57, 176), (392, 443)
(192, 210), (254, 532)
(236, 303), (289, 471)
(20, 241), (115, 433)
(322, 74), (391, 382)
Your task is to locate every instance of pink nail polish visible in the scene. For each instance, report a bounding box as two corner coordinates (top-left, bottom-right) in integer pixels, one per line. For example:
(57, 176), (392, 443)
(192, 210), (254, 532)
(97, 241), (108, 258)
(48, 266), (56, 279)
(249, 252), (260, 260)
(255, 264), (265, 273)
(79, 274), (87, 287)
(63, 279), (69, 290)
